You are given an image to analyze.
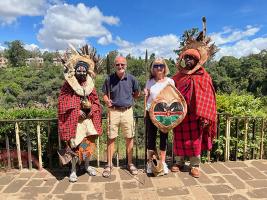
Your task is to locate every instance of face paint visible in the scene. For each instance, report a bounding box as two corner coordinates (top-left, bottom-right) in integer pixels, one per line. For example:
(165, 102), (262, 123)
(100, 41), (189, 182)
(75, 65), (87, 81)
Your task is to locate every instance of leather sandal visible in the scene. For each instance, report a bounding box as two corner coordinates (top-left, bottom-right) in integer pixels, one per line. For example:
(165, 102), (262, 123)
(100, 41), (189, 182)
(102, 165), (113, 178)
(127, 164), (138, 175)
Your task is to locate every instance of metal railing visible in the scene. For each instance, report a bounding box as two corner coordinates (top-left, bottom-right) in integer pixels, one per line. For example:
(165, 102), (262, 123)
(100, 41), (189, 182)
(0, 113), (266, 170)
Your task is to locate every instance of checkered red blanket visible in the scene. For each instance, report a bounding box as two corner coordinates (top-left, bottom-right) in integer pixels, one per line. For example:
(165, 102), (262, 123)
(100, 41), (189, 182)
(58, 82), (102, 141)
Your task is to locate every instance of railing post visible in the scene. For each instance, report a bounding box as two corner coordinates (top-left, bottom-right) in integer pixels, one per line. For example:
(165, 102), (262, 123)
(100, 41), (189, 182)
(259, 119), (265, 159)
(37, 122), (43, 170)
(15, 122), (22, 170)
(234, 118), (239, 161)
(57, 122), (62, 167)
(97, 136), (100, 168)
(5, 133), (11, 169)
(224, 115), (231, 161)
(251, 119), (256, 159)
(135, 117), (138, 167)
(47, 121), (52, 169)
(116, 136), (119, 168)
(207, 151), (211, 162)
(215, 114), (221, 161)
(243, 118), (248, 161)
(26, 123), (32, 170)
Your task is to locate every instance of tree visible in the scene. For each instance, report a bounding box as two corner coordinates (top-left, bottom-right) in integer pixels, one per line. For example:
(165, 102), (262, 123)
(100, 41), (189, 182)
(42, 51), (54, 63)
(4, 40), (27, 67)
(106, 55), (111, 75)
(149, 53), (155, 60)
(218, 56), (241, 78)
(105, 50), (118, 74)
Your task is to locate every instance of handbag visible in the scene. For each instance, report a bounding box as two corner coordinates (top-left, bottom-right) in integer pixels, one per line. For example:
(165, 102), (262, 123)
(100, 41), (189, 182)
(57, 147), (77, 165)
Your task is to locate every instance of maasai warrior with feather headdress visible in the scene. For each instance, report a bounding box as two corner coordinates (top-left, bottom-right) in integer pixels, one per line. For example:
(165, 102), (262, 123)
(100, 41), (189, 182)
(58, 44), (102, 182)
(171, 17), (218, 178)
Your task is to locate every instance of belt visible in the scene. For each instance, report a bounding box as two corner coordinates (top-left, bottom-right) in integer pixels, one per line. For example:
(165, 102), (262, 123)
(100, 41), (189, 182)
(110, 106), (132, 111)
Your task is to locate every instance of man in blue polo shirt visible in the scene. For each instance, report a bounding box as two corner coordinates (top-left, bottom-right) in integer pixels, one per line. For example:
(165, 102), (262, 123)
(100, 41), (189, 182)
(102, 56), (140, 177)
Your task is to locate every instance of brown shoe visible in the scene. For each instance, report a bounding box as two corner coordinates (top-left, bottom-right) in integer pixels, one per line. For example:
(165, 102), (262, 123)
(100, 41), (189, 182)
(190, 167), (200, 178)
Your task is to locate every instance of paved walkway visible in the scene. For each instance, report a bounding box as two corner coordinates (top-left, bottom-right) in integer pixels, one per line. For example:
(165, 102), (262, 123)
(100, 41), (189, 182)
(0, 160), (267, 200)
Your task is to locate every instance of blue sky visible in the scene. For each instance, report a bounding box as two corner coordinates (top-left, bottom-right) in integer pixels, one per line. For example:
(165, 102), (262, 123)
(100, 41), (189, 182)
(1, 0), (267, 59)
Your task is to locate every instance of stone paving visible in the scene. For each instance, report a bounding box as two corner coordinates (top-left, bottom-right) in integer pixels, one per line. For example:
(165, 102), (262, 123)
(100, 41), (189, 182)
(0, 160), (267, 200)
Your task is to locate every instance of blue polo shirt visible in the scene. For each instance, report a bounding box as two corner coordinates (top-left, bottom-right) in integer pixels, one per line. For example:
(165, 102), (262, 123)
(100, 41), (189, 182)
(102, 73), (140, 107)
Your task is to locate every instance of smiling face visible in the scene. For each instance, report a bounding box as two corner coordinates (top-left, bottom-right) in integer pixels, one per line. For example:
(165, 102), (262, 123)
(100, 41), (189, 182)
(114, 56), (127, 77)
(152, 62), (165, 79)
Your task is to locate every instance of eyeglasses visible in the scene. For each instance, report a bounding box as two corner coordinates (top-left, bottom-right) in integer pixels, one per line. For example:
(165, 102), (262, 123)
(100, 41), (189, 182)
(115, 63), (126, 67)
(153, 64), (165, 69)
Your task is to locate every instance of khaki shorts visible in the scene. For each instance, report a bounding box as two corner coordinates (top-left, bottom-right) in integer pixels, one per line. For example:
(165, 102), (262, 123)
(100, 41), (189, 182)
(107, 107), (135, 139)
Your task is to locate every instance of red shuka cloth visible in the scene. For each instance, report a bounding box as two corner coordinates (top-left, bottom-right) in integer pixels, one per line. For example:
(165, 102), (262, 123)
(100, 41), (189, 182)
(172, 66), (217, 156)
(58, 81), (102, 141)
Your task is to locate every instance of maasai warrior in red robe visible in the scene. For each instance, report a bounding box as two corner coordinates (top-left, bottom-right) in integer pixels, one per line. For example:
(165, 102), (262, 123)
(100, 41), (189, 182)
(58, 44), (102, 182)
(171, 17), (218, 178)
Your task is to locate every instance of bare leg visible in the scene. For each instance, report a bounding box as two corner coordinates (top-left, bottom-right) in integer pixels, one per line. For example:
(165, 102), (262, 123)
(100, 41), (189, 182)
(69, 156), (78, 182)
(160, 150), (168, 174)
(160, 150), (166, 163)
(126, 138), (133, 165)
(107, 138), (115, 166)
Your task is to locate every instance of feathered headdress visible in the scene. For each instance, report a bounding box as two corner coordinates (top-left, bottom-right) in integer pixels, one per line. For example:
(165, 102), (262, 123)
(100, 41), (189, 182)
(178, 17), (218, 74)
(60, 44), (103, 96)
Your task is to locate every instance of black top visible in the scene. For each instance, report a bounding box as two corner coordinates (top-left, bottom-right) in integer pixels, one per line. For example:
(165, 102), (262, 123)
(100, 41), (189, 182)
(102, 73), (140, 107)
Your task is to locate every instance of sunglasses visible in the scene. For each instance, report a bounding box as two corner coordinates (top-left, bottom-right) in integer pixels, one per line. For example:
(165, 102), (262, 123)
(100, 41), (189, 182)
(115, 63), (126, 67)
(153, 64), (165, 69)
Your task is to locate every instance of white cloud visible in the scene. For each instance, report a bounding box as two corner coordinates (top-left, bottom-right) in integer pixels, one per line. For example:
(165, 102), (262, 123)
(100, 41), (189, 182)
(117, 34), (179, 59)
(0, 44), (6, 51)
(97, 34), (113, 45)
(23, 43), (49, 53)
(24, 43), (39, 51)
(0, 0), (51, 25)
(112, 25), (267, 60)
(210, 25), (260, 45)
(209, 25), (267, 60)
(37, 3), (119, 50)
(215, 37), (267, 59)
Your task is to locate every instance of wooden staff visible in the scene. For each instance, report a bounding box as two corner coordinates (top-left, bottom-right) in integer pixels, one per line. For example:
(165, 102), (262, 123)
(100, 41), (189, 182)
(106, 77), (111, 168)
(144, 95), (148, 169)
(202, 17), (207, 39)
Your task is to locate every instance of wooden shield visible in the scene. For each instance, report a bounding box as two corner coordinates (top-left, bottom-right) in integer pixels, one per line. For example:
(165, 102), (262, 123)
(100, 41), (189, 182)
(149, 84), (187, 133)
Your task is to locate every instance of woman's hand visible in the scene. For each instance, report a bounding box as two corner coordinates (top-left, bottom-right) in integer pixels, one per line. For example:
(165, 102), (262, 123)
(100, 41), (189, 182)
(144, 88), (150, 97)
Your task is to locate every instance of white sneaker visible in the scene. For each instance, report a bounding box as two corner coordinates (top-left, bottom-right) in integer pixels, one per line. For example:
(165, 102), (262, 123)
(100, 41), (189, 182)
(147, 162), (152, 174)
(162, 162), (169, 174)
(69, 171), (78, 182)
(86, 166), (96, 176)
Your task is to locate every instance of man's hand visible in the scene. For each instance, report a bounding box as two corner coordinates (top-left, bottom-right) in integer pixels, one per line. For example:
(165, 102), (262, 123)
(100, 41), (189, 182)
(200, 118), (210, 128)
(103, 95), (112, 107)
(133, 91), (140, 99)
(105, 99), (113, 107)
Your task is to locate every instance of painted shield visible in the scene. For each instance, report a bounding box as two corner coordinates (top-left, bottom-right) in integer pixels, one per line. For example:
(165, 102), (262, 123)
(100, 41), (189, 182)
(149, 84), (187, 133)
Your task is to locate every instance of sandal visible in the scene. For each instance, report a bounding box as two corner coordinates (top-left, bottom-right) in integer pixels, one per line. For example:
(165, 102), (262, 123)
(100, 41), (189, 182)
(127, 164), (138, 175)
(102, 165), (113, 178)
